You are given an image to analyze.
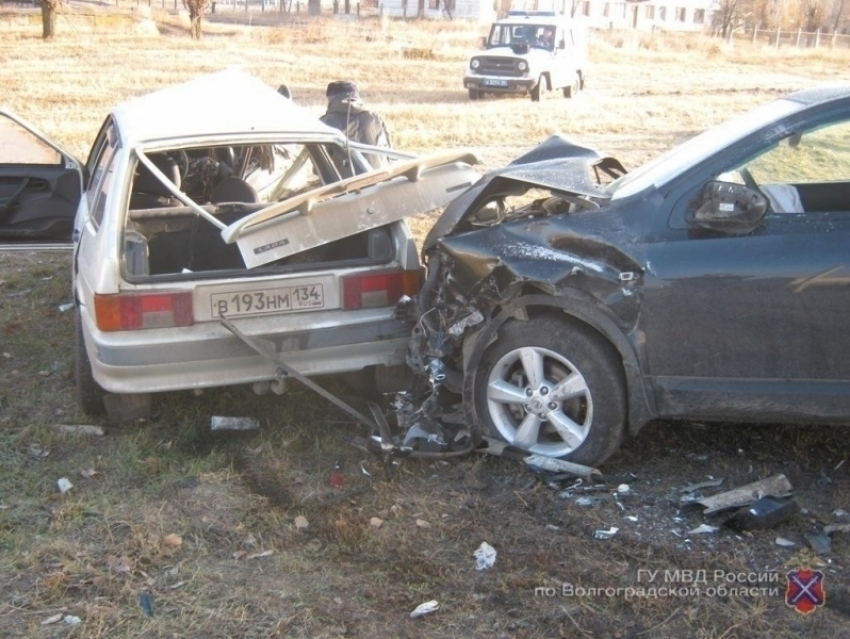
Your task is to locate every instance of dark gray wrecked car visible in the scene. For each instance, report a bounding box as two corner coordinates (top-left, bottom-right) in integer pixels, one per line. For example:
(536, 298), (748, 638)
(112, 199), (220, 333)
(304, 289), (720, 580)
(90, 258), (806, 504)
(403, 85), (850, 466)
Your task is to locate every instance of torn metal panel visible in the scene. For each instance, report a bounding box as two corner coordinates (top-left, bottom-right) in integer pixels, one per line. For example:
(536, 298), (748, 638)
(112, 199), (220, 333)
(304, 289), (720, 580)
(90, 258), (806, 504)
(691, 474), (793, 515)
(424, 136), (620, 250)
(223, 152), (480, 268)
(723, 496), (800, 530)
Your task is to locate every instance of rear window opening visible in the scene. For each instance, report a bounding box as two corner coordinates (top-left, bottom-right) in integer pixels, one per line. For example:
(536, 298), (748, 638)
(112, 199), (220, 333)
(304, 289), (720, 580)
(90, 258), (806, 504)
(124, 216), (396, 280)
(122, 141), (387, 280)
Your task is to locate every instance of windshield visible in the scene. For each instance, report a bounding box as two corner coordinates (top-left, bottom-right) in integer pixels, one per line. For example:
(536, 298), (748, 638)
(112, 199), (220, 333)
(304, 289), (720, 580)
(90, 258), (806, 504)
(488, 23), (557, 50)
(607, 98), (804, 199)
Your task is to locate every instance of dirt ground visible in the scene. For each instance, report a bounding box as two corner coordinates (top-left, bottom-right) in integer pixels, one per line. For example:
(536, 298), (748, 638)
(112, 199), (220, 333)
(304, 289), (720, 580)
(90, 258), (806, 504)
(0, 251), (848, 638)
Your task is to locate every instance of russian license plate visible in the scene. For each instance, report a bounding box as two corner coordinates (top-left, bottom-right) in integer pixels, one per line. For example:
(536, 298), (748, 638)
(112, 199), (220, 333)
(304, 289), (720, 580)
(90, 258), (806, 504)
(210, 283), (325, 318)
(484, 79), (508, 87)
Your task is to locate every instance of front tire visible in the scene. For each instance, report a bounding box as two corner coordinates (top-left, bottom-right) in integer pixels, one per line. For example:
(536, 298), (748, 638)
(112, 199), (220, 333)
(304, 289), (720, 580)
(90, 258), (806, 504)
(563, 73), (580, 98)
(473, 316), (626, 466)
(530, 76), (547, 102)
(468, 89), (481, 100)
(75, 309), (106, 415)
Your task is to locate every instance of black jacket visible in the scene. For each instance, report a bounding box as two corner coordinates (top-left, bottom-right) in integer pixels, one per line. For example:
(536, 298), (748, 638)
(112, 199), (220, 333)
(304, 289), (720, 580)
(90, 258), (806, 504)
(320, 96), (391, 168)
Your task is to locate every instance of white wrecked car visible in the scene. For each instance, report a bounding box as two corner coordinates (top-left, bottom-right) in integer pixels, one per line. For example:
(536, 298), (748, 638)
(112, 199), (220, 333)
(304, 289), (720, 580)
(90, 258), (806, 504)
(0, 70), (479, 414)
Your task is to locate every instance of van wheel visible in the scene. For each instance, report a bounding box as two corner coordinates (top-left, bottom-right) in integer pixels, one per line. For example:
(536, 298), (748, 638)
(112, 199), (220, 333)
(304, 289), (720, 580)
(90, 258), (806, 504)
(75, 309), (107, 415)
(472, 317), (626, 466)
(469, 89), (483, 100)
(530, 77), (546, 102)
(563, 76), (579, 98)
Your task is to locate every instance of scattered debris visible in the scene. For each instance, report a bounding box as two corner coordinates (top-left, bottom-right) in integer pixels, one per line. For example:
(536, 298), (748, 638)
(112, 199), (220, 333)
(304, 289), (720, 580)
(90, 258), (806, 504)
(246, 549), (274, 560)
(107, 555), (133, 573)
(40, 613), (64, 626)
(473, 541), (497, 571)
(328, 460), (345, 489)
(723, 496), (800, 531)
(79, 468), (100, 478)
(834, 509), (849, 520)
(138, 592), (154, 618)
(57, 477), (73, 494)
(63, 615), (82, 626)
(680, 478), (724, 493)
(524, 454), (601, 481)
(409, 600), (440, 619)
(617, 484), (631, 494)
(825, 523), (850, 536)
(28, 446), (49, 459)
(162, 534), (182, 548)
(294, 516), (309, 530)
(594, 526), (619, 540)
(626, 516), (639, 523)
(57, 302), (75, 312)
(210, 416), (260, 432)
(359, 461), (372, 476)
(806, 532), (832, 555)
(688, 474), (793, 514)
(688, 524), (719, 534)
(370, 517), (384, 529)
(415, 518), (431, 529)
(776, 537), (796, 548)
(574, 496), (601, 507)
(56, 424), (104, 436)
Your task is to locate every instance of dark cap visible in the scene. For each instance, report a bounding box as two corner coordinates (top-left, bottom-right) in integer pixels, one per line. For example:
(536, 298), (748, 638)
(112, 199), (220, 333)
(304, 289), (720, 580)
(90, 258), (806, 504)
(326, 80), (359, 99)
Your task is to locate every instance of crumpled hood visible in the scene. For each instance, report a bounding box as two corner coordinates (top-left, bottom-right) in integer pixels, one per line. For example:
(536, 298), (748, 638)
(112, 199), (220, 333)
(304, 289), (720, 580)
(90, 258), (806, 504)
(424, 135), (625, 250)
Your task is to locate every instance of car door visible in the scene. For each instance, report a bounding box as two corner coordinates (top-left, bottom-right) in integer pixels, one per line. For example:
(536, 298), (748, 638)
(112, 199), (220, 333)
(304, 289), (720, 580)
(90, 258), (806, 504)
(0, 109), (83, 246)
(639, 112), (850, 417)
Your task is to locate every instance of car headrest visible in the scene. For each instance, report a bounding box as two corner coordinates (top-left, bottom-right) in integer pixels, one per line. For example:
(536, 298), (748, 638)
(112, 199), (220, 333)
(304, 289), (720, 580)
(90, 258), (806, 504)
(210, 177), (260, 204)
(134, 155), (181, 197)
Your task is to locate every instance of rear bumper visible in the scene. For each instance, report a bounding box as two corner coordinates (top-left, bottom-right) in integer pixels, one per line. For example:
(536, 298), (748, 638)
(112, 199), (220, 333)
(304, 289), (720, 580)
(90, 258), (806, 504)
(81, 306), (412, 393)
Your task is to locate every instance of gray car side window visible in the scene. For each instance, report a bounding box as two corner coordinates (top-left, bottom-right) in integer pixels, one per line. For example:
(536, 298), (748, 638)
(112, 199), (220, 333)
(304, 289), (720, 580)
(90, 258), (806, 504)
(86, 126), (119, 228)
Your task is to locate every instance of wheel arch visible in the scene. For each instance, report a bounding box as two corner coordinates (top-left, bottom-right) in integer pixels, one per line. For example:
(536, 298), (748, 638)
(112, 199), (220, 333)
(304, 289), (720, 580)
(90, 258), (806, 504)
(461, 293), (655, 439)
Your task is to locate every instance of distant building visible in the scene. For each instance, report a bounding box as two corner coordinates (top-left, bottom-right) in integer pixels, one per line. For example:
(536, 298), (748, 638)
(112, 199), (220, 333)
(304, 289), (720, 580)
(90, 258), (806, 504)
(572, 0), (716, 32)
(378, 0), (497, 21)
(377, 0), (715, 31)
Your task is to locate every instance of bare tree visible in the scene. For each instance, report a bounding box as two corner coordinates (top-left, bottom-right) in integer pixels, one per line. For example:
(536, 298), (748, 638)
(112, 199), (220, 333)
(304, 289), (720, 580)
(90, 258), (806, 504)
(713, 0), (740, 36)
(184, 0), (211, 40)
(831, 0), (847, 31)
(38, 0), (60, 39)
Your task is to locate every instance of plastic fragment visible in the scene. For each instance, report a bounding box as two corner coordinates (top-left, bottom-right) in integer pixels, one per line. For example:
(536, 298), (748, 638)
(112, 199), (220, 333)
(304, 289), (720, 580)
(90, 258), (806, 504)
(473, 541), (497, 570)
(688, 524), (719, 534)
(409, 600), (439, 619)
(594, 526), (619, 540)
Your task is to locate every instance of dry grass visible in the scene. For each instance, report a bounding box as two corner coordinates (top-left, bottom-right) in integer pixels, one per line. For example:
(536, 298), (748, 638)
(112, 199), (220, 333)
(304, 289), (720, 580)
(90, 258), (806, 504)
(1, 10), (850, 638)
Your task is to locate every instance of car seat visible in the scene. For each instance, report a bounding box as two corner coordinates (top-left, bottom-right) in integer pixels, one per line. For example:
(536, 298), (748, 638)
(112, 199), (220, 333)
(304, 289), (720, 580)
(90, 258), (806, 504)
(130, 155), (181, 210)
(210, 177), (260, 204)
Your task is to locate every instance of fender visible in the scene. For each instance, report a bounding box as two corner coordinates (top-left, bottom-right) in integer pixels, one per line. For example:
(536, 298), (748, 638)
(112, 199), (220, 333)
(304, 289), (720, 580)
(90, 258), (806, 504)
(461, 293), (656, 438)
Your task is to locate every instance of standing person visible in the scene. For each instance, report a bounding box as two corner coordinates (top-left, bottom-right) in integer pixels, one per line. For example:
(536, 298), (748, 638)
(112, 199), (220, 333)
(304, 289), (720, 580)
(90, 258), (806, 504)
(320, 81), (392, 169)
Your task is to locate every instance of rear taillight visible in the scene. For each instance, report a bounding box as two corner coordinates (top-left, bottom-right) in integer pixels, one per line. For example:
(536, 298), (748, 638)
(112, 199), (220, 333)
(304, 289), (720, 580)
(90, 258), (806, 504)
(94, 292), (194, 331)
(341, 269), (421, 311)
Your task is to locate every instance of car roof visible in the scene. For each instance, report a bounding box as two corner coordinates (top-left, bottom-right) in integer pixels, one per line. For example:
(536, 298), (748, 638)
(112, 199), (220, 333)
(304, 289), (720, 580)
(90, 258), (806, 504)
(784, 83), (850, 106)
(110, 69), (340, 146)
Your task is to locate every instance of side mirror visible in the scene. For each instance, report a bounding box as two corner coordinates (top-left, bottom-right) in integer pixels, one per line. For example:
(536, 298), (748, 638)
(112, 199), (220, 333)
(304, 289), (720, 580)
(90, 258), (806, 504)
(687, 181), (768, 235)
(481, 36), (487, 48)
